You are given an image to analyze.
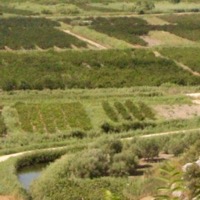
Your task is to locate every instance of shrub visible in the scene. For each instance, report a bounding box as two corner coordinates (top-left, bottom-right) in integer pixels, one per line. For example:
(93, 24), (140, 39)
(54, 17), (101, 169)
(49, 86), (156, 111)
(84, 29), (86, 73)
(110, 151), (138, 176)
(184, 164), (200, 199)
(0, 113), (6, 137)
(104, 140), (123, 155)
(69, 149), (110, 178)
(135, 139), (160, 160)
(70, 130), (86, 139)
(133, 0), (155, 14)
(2, 80), (17, 91)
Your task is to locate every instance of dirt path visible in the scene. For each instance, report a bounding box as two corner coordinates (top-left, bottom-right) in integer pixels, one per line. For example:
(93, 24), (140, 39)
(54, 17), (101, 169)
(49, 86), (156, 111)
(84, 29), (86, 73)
(123, 128), (200, 141)
(0, 147), (65, 163)
(153, 51), (200, 77)
(63, 30), (107, 50)
(1, 127), (200, 163)
(0, 196), (16, 200)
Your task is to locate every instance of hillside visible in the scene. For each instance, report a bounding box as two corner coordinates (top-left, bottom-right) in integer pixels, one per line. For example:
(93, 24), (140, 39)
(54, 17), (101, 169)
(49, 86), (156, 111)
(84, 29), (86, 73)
(0, 0), (200, 200)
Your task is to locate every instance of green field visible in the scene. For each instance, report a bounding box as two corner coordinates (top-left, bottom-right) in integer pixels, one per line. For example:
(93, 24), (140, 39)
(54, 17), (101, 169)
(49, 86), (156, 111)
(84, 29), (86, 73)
(0, 17), (87, 50)
(0, 49), (199, 91)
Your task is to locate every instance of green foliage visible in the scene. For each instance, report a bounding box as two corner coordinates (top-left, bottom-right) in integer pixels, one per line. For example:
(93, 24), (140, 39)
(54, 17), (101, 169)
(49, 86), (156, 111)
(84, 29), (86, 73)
(15, 102), (92, 133)
(101, 121), (156, 133)
(110, 151), (138, 176)
(0, 110), (6, 137)
(69, 148), (110, 178)
(0, 17), (86, 50)
(133, 0), (155, 14)
(155, 163), (184, 200)
(160, 14), (200, 42)
(138, 102), (155, 120)
(89, 17), (148, 45)
(160, 47), (200, 73)
(114, 101), (132, 121)
(0, 49), (199, 90)
(184, 164), (200, 199)
(102, 101), (118, 122)
(135, 138), (160, 160)
(183, 141), (200, 162)
(125, 100), (144, 121)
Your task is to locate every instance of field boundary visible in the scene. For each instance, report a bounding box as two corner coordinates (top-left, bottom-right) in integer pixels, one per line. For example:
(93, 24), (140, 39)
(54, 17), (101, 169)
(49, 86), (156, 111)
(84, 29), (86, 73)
(153, 50), (200, 77)
(63, 30), (107, 49)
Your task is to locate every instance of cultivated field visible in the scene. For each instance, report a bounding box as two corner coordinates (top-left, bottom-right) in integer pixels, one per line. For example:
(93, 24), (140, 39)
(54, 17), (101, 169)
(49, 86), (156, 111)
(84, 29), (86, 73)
(0, 0), (200, 200)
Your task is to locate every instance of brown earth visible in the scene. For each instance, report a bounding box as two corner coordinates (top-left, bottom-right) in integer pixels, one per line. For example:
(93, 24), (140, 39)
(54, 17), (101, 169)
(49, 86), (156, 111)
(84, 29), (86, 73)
(154, 104), (200, 119)
(0, 196), (16, 200)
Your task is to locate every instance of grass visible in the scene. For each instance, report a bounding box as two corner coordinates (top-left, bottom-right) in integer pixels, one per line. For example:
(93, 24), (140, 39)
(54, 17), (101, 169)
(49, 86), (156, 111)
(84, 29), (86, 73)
(59, 22), (133, 49)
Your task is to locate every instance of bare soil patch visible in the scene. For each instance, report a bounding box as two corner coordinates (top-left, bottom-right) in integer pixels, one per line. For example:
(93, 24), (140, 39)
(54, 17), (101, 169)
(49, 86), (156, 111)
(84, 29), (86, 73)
(140, 36), (161, 46)
(0, 196), (16, 200)
(154, 104), (200, 119)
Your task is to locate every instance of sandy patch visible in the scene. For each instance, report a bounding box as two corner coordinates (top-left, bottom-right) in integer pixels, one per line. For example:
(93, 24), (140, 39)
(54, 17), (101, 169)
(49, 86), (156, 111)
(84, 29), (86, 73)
(0, 196), (16, 200)
(140, 36), (161, 46)
(147, 31), (196, 46)
(154, 104), (200, 119)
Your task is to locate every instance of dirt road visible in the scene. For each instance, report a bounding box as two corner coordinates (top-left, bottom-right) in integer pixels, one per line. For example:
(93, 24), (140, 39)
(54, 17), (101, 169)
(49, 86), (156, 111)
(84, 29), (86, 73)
(63, 30), (107, 49)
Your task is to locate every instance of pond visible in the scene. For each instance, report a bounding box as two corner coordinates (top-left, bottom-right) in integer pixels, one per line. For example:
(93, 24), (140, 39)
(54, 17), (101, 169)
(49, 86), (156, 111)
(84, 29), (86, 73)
(17, 163), (47, 190)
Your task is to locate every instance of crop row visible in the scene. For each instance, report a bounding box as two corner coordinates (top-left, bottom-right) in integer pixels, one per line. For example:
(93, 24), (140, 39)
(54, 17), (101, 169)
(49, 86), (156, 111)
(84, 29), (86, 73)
(102, 100), (155, 123)
(1, 49), (199, 90)
(0, 17), (87, 50)
(14, 102), (92, 133)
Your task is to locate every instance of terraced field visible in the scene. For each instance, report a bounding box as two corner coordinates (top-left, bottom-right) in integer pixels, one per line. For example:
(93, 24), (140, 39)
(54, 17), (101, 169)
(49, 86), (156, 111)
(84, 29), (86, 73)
(15, 102), (91, 133)
(0, 1), (200, 200)
(0, 18), (87, 50)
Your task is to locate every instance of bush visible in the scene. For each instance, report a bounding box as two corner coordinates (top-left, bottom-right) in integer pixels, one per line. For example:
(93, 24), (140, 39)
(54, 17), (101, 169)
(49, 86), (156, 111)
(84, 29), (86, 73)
(104, 140), (123, 155)
(69, 149), (110, 178)
(133, 0), (155, 14)
(70, 130), (86, 139)
(2, 79), (17, 91)
(184, 163), (200, 199)
(110, 151), (138, 176)
(0, 113), (6, 137)
(135, 139), (160, 160)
